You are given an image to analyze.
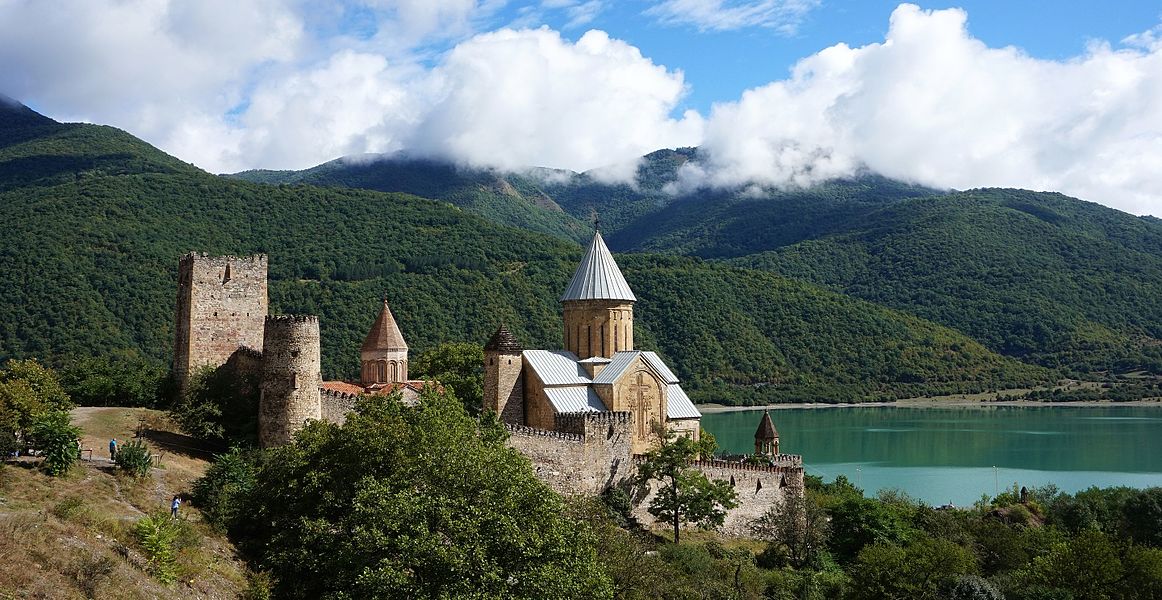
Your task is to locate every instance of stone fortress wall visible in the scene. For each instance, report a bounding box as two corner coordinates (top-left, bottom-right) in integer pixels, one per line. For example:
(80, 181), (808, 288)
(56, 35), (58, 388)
(173, 253), (268, 393)
(258, 315), (322, 448)
(506, 410), (804, 534)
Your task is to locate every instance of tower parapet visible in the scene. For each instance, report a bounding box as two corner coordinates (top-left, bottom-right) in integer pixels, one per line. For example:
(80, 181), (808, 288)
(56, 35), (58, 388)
(259, 315), (322, 447)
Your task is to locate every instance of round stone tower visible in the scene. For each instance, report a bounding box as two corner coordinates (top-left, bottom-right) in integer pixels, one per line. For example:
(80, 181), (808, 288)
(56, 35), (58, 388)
(259, 315), (322, 447)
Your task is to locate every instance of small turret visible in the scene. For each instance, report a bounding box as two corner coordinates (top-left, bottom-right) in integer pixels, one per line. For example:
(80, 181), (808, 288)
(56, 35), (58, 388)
(361, 298), (408, 385)
(754, 411), (779, 456)
(484, 324), (524, 424)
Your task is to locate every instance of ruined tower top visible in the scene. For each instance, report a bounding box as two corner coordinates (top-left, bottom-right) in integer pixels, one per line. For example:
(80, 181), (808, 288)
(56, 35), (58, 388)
(173, 253), (268, 394)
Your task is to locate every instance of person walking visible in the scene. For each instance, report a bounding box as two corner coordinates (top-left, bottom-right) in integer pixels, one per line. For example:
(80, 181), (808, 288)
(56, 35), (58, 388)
(171, 495), (182, 519)
(109, 438), (118, 462)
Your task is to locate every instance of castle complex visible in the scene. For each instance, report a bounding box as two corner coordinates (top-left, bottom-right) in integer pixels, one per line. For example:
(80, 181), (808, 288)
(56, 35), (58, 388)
(173, 233), (804, 534)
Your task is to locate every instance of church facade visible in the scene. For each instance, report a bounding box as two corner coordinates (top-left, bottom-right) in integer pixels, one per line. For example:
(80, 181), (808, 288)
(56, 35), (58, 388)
(484, 231), (701, 454)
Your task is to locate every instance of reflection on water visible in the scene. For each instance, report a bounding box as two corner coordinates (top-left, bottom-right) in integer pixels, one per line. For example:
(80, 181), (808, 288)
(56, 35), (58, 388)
(701, 406), (1162, 505)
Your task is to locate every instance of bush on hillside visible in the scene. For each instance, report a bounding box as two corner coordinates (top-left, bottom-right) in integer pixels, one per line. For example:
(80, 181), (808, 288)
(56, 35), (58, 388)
(114, 440), (153, 477)
(28, 410), (81, 476)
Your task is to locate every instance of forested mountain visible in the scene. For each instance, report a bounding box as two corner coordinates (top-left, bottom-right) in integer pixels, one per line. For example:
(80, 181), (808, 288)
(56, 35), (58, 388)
(242, 146), (1162, 376)
(230, 156), (592, 242)
(0, 101), (1045, 404)
(731, 190), (1162, 373)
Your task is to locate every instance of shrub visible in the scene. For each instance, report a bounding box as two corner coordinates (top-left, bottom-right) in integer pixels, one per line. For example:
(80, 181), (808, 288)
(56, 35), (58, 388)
(114, 440), (153, 477)
(134, 512), (179, 584)
(29, 410), (81, 476)
(191, 447), (260, 531)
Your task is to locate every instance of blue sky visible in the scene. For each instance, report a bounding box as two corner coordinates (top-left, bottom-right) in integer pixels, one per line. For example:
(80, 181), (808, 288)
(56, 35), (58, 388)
(1, 1), (1160, 214)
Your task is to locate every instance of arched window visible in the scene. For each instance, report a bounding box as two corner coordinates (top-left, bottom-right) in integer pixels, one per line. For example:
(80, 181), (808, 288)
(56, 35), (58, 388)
(378, 360), (388, 382)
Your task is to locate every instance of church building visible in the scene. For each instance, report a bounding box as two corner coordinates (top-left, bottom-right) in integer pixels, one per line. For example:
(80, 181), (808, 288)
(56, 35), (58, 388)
(484, 231), (701, 454)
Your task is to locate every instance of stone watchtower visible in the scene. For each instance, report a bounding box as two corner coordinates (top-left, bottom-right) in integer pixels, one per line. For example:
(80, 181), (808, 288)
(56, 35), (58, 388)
(560, 231), (636, 359)
(173, 253), (268, 394)
(484, 324), (524, 424)
(360, 299), (408, 386)
(259, 315), (322, 447)
(755, 411), (779, 456)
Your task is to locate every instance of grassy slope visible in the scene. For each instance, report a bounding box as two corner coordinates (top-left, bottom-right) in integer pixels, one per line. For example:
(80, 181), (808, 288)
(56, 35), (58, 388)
(0, 104), (1046, 404)
(0, 408), (248, 599)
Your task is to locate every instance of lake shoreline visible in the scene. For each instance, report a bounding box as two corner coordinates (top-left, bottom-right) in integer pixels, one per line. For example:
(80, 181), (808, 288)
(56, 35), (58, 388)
(696, 398), (1162, 414)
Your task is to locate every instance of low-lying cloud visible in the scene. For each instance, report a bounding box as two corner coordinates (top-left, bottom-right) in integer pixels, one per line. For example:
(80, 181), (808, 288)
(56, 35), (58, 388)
(1, 2), (1160, 214)
(686, 4), (1162, 215)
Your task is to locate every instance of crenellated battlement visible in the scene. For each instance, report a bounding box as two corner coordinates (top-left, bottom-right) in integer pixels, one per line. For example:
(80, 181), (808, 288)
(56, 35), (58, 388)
(505, 423), (585, 443)
(554, 410), (633, 436)
(265, 314), (318, 324)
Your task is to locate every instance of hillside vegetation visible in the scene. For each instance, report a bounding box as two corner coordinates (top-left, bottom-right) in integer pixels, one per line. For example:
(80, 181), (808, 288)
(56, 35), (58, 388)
(0, 102), (1045, 404)
(249, 146), (1162, 376)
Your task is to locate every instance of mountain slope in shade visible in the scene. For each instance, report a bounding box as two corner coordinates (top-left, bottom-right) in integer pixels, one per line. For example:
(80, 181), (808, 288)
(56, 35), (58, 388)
(0, 100), (1046, 404)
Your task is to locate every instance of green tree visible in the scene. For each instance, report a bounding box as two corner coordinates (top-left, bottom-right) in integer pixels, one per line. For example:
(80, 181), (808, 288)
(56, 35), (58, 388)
(28, 410), (81, 476)
(753, 489), (830, 568)
(169, 364), (259, 445)
(191, 447), (261, 531)
(0, 359), (73, 454)
(637, 427), (737, 544)
(848, 535), (977, 600)
(410, 341), (484, 414)
(230, 388), (611, 599)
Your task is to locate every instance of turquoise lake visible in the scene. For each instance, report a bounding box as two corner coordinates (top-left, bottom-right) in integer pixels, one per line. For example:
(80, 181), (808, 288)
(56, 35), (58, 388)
(700, 406), (1162, 506)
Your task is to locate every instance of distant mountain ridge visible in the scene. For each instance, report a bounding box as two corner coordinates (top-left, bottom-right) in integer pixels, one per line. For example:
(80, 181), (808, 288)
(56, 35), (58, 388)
(238, 147), (1162, 375)
(0, 99), (1041, 404)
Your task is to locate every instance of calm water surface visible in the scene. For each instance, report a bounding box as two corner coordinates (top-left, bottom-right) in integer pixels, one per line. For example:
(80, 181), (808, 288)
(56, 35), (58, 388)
(701, 406), (1162, 506)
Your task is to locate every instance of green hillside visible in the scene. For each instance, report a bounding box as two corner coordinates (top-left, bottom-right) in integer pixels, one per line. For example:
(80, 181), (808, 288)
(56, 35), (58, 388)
(732, 190), (1162, 373)
(230, 156), (591, 243)
(0, 102), (1045, 404)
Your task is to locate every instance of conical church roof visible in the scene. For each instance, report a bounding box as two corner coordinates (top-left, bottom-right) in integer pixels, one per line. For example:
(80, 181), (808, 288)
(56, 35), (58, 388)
(755, 411), (778, 440)
(559, 231), (636, 302)
(361, 299), (408, 351)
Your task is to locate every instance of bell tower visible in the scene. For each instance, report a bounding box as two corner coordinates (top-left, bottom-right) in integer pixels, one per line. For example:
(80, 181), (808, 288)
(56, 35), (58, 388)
(360, 299), (409, 385)
(560, 231), (636, 360)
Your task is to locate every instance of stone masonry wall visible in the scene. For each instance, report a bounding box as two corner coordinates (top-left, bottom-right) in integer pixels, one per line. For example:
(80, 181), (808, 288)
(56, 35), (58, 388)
(320, 389), (360, 426)
(505, 412), (634, 496)
(485, 350), (524, 424)
(630, 458), (805, 537)
(174, 253), (267, 393)
(259, 315), (322, 447)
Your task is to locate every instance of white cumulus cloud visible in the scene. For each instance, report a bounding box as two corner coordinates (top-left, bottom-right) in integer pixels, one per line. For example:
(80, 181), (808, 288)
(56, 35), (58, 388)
(403, 28), (702, 174)
(683, 4), (1162, 215)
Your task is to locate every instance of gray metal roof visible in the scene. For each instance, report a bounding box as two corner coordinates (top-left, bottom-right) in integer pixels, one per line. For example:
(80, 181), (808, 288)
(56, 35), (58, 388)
(545, 386), (608, 413)
(642, 352), (679, 384)
(591, 351), (641, 384)
(666, 384), (701, 419)
(559, 232), (637, 302)
(522, 350), (590, 386)
(592, 350), (680, 385)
